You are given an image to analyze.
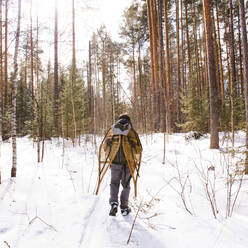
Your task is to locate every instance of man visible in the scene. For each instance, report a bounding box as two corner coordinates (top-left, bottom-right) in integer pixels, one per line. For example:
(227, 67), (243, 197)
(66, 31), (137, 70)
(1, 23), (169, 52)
(97, 114), (142, 216)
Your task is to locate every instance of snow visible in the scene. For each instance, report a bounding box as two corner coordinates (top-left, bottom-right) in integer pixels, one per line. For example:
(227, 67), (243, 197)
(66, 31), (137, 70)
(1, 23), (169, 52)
(1, 132), (248, 248)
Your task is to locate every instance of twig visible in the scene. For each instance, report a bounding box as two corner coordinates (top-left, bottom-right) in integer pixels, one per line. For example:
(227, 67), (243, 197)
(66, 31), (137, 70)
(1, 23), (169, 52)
(148, 178), (174, 205)
(29, 216), (57, 232)
(65, 165), (76, 192)
(4, 241), (11, 248)
(127, 198), (143, 244)
(140, 213), (159, 220)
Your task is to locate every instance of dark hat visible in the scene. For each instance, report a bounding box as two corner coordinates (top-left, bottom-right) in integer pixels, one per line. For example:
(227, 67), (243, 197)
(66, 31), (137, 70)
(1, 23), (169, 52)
(119, 114), (131, 123)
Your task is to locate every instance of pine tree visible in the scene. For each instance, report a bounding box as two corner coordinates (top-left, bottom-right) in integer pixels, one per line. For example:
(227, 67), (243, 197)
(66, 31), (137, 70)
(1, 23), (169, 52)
(202, 0), (219, 149)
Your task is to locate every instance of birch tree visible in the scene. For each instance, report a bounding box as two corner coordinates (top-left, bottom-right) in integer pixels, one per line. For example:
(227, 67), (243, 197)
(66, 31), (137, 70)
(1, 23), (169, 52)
(11, 0), (21, 177)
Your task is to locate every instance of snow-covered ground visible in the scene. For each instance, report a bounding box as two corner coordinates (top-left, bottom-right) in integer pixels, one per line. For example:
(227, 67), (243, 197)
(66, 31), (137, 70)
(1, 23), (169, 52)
(0, 132), (248, 248)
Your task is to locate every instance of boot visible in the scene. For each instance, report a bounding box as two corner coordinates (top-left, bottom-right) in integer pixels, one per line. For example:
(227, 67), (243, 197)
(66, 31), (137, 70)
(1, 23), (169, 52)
(121, 207), (131, 216)
(109, 203), (118, 216)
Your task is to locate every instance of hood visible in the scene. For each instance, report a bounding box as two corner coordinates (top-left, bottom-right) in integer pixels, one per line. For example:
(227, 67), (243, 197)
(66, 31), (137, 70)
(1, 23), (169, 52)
(111, 118), (131, 136)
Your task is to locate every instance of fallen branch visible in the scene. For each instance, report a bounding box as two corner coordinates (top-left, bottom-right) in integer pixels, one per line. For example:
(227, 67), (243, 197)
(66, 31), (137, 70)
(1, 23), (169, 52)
(29, 216), (57, 232)
(127, 198), (143, 244)
(4, 241), (11, 248)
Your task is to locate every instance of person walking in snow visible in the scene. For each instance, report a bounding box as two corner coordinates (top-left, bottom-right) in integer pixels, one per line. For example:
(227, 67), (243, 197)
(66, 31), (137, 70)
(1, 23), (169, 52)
(96, 114), (142, 216)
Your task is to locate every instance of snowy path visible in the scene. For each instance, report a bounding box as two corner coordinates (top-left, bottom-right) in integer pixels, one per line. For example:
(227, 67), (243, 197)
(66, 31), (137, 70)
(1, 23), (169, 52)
(78, 195), (166, 248)
(0, 137), (166, 248)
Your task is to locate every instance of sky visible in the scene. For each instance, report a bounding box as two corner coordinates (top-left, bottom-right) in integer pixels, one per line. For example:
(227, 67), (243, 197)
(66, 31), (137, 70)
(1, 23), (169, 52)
(21, 0), (134, 66)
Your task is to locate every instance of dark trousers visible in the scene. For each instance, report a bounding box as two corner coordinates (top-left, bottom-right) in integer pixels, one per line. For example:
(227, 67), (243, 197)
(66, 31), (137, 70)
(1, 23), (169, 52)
(109, 163), (131, 209)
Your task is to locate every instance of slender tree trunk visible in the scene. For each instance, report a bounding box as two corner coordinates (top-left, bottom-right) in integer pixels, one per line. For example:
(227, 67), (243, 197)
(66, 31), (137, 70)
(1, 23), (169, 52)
(30, 0), (34, 99)
(147, 0), (155, 131)
(176, 0), (181, 124)
(54, 0), (59, 135)
(164, 0), (172, 133)
(138, 42), (145, 132)
(71, 0), (77, 143)
(239, 0), (248, 174)
(202, 0), (219, 149)
(193, 5), (201, 96)
(132, 41), (137, 109)
(24, 38), (28, 88)
(199, 26), (205, 90)
(157, 0), (165, 131)
(185, 3), (191, 90)
(180, 0), (185, 94)
(0, 0), (1, 183)
(102, 40), (106, 131)
(237, 7), (244, 98)
(203, 25), (209, 90)
(215, 0), (224, 106)
(36, 16), (41, 163)
(229, 0), (236, 147)
(150, 0), (159, 131)
(212, 13), (221, 102)
(0, 0), (1, 182)
(88, 41), (92, 132)
(4, 0), (8, 108)
(2, 0), (9, 141)
(11, 0), (21, 177)
(0, 0), (3, 136)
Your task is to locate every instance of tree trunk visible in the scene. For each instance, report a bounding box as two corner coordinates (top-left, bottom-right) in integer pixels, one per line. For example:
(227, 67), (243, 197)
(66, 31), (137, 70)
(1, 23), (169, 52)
(180, 0), (185, 94)
(238, 0), (248, 174)
(164, 0), (172, 133)
(2, 0), (9, 141)
(30, 0), (34, 100)
(202, 0), (219, 149)
(157, 0), (165, 131)
(0, 0), (1, 181)
(237, 7), (244, 98)
(36, 16), (41, 163)
(0, 0), (3, 136)
(176, 0), (181, 124)
(215, 0), (224, 106)
(54, 0), (59, 135)
(88, 41), (93, 132)
(149, 0), (160, 131)
(102, 40), (106, 130)
(185, 3), (191, 90)
(11, 0), (21, 177)
(71, 0), (77, 143)
(229, 0), (236, 147)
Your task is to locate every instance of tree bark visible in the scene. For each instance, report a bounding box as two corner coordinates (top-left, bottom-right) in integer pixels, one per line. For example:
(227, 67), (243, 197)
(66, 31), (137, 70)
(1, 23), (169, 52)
(150, 0), (160, 131)
(238, 0), (248, 174)
(176, 0), (181, 124)
(0, 0), (3, 136)
(2, 0), (9, 141)
(202, 0), (219, 149)
(71, 0), (77, 143)
(163, 0), (172, 133)
(180, 0), (185, 94)
(185, 3), (191, 89)
(11, 0), (21, 177)
(30, 0), (34, 100)
(54, 0), (59, 135)
(215, 0), (224, 106)
(229, 0), (236, 147)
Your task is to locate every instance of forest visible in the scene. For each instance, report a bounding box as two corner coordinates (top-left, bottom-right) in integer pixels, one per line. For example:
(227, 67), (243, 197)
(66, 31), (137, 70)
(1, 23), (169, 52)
(1, 1), (248, 247)
(1, 0), (248, 176)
